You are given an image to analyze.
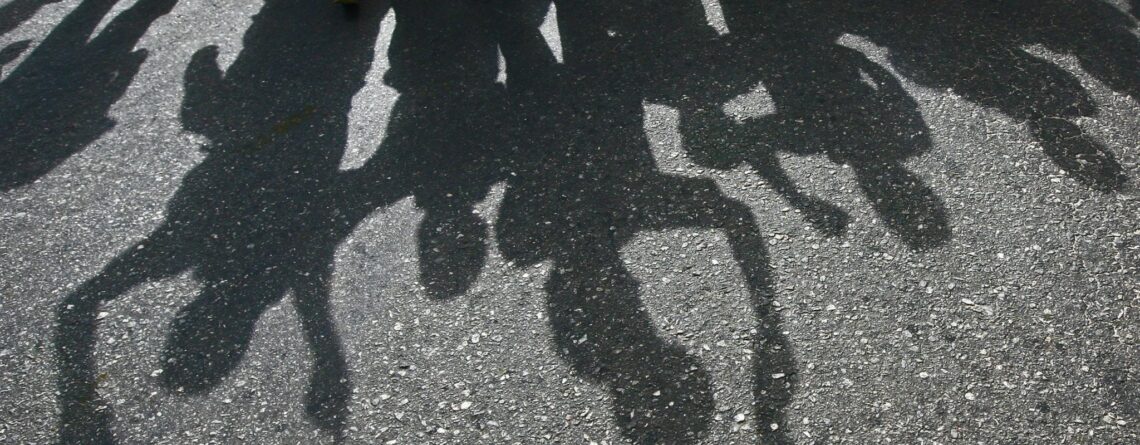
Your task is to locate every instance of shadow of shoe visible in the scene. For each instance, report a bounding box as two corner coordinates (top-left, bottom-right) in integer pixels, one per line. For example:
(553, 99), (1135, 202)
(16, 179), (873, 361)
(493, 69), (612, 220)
(0, 40), (31, 67)
(853, 161), (951, 250)
(159, 286), (273, 393)
(608, 346), (715, 444)
(798, 195), (851, 237)
(1034, 118), (1127, 192)
(305, 358), (350, 433)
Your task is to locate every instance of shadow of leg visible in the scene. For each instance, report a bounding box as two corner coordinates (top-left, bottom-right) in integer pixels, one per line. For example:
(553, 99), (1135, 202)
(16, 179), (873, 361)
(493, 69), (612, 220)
(417, 204), (488, 300)
(56, 237), (183, 443)
(638, 176), (797, 444)
(852, 160), (951, 250)
(677, 106), (747, 170)
(679, 107), (849, 237)
(58, 292), (119, 445)
(159, 278), (285, 393)
(713, 196), (797, 445)
(1032, 118), (1127, 192)
(293, 267), (350, 437)
(548, 241), (714, 444)
(751, 155), (849, 237)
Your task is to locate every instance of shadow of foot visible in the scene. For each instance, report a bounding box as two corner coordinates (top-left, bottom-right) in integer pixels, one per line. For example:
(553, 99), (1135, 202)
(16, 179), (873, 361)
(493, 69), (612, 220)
(159, 291), (269, 392)
(305, 359), (350, 433)
(608, 347), (714, 444)
(794, 194), (850, 237)
(1034, 118), (1127, 192)
(854, 161), (951, 249)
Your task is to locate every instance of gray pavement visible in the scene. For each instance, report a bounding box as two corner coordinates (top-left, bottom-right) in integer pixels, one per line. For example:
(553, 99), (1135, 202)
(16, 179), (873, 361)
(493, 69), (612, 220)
(1, 0), (1138, 444)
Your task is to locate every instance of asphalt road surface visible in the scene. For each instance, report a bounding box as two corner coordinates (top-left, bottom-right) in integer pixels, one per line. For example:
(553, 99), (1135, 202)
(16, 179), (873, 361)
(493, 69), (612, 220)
(1, 0), (1139, 444)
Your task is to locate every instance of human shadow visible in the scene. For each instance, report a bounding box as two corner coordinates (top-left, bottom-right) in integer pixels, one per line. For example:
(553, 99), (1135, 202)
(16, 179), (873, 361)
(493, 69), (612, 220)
(846, 0), (1135, 192)
(344, 0), (511, 301)
(490, 1), (796, 442)
(647, 0), (950, 250)
(0, 0), (176, 191)
(1019, 0), (1140, 103)
(55, 0), (388, 442)
(51, 0), (1139, 444)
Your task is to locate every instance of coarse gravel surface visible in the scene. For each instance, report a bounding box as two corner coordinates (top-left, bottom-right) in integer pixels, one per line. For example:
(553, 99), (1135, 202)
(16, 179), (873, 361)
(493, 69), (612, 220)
(1, 0), (1138, 444)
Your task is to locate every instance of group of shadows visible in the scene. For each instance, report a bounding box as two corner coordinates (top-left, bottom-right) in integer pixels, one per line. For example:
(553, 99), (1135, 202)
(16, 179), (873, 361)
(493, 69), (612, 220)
(0, 0), (1133, 443)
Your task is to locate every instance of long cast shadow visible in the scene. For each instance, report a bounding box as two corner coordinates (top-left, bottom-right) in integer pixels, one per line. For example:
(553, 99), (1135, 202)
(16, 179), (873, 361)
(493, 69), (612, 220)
(50, 1), (1139, 443)
(659, 0), (951, 250)
(55, 0), (388, 442)
(848, 0), (1135, 192)
(492, 1), (796, 442)
(344, 0), (510, 301)
(0, 0), (176, 191)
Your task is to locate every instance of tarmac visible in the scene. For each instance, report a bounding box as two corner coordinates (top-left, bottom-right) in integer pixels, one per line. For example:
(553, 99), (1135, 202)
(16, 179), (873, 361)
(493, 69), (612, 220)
(1, 0), (1138, 443)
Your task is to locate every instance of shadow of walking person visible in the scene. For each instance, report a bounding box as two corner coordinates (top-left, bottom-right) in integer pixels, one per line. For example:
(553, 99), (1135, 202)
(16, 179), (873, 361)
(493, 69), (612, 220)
(1021, 0), (1140, 104)
(0, 0), (177, 191)
(494, 2), (796, 442)
(54, 0), (388, 442)
(665, 0), (949, 250)
(849, 0), (1132, 192)
(344, 0), (510, 301)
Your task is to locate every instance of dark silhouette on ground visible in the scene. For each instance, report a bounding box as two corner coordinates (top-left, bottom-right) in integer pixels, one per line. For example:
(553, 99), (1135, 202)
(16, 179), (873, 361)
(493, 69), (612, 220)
(55, 0), (388, 442)
(670, 0), (950, 249)
(1013, 0), (1140, 102)
(46, 0), (1140, 443)
(345, 0), (510, 300)
(489, 1), (795, 442)
(0, 0), (176, 191)
(847, 0), (1135, 192)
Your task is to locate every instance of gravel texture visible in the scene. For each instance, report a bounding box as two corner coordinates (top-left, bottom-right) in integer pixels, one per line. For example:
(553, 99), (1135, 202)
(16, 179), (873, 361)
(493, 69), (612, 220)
(1, 0), (1138, 444)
